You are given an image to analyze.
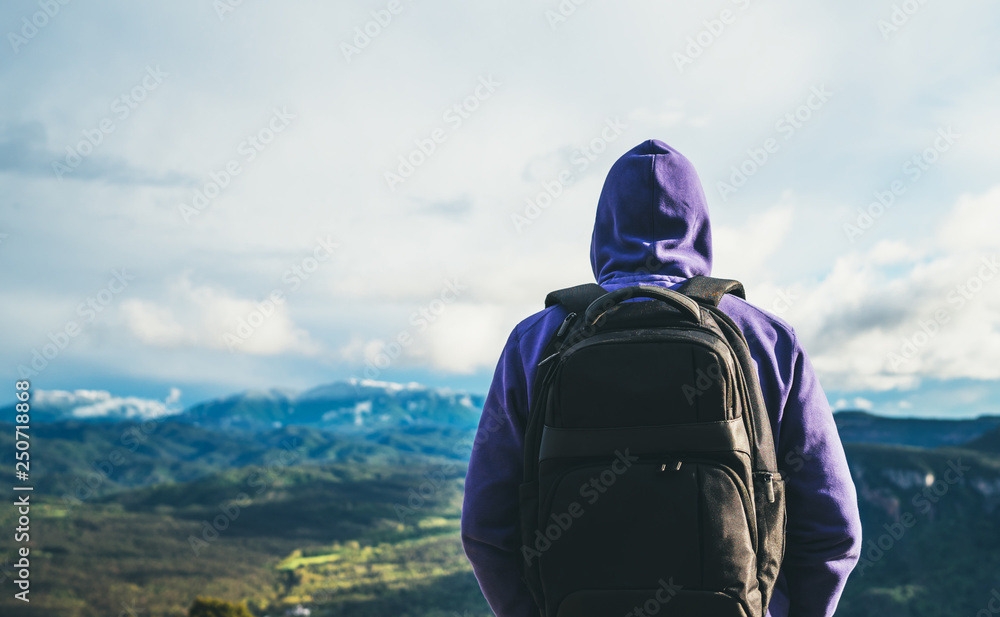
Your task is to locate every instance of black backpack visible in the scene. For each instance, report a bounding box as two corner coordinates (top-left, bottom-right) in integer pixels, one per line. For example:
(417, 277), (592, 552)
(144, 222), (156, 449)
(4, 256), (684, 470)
(517, 276), (786, 617)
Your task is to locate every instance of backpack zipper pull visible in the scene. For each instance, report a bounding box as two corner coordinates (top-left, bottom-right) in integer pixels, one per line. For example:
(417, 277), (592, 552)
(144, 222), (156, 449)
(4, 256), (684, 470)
(556, 312), (577, 337)
(537, 352), (559, 367)
(539, 313), (578, 367)
(761, 472), (775, 503)
(659, 460), (683, 472)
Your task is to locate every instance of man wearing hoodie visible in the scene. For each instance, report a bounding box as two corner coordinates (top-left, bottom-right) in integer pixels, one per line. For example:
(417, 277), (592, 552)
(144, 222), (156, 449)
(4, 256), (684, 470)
(461, 139), (862, 617)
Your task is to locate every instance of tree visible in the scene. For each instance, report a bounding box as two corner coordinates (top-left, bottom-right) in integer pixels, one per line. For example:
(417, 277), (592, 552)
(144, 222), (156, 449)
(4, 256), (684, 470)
(188, 596), (254, 617)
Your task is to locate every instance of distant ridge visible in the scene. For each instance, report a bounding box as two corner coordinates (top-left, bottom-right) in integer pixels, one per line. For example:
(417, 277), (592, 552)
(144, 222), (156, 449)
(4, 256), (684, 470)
(180, 378), (483, 431)
(833, 409), (1000, 448)
(961, 424), (1000, 453)
(7, 379), (485, 432)
(9, 386), (1000, 449)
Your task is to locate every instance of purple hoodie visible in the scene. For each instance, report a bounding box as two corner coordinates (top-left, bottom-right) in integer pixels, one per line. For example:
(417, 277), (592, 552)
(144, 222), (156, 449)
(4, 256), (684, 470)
(461, 139), (862, 617)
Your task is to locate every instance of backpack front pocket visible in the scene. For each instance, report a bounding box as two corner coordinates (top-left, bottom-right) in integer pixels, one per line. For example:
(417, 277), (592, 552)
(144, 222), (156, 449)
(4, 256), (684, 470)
(535, 458), (758, 616)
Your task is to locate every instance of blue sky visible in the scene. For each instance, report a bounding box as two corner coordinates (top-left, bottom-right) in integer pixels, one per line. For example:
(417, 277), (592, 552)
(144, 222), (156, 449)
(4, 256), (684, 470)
(1, 0), (999, 417)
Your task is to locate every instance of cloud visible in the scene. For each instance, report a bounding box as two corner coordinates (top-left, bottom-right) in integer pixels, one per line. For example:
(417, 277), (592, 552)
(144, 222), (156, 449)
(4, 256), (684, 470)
(409, 195), (473, 218)
(0, 121), (49, 175)
(625, 100), (688, 131)
(833, 397), (874, 411)
(781, 186), (1000, 392)
(0, 121), (193, 185)
(120, 274), (321, 356)
(341, 301), (513, 376)
(417, 302), (512, 374)
(712, 195), (796, 285)
(939, 185), (1000, 251)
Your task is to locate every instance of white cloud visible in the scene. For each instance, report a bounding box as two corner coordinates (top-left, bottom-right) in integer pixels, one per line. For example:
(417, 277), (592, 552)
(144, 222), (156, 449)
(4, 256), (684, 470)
(347, 301), (515, 376)
(939, 185), (1000, 251)
(120, 274), (321, 357)
(119, 300), (189, 346)
(833, 397), (874, 411)
(418, 302), (513, 374)
(781, 186), (1000, 391)
(713, 195), (796, 286)
(868, 239), (923, 266)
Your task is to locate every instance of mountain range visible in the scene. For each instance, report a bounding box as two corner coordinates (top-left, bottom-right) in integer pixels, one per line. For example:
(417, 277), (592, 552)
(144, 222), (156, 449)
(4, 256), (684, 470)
(12, 378), (485, 431)
(9, 381), (1000, 449)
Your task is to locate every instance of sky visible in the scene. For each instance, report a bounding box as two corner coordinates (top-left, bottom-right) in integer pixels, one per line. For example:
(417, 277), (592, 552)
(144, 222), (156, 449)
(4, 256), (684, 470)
(1, 0), (998, 418)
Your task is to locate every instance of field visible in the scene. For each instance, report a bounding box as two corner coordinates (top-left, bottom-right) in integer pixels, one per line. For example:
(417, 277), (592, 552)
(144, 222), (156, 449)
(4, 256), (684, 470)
(0, 459), (491, 616)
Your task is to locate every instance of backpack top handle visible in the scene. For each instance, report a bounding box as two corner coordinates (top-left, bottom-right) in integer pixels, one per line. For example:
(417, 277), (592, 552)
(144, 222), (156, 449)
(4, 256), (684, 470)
(583, 284), (702, 327)
(677, 275), (746, 306)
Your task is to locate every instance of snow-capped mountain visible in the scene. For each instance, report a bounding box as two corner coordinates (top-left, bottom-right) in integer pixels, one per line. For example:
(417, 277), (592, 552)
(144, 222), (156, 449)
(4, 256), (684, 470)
(15, 388), (184, 422)
(180, 378), (485, 430)
(8, 379), (485, 432)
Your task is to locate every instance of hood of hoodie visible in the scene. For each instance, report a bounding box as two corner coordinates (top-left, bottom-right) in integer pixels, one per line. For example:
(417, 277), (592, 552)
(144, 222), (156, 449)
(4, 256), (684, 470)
(590, 139), (713, 285)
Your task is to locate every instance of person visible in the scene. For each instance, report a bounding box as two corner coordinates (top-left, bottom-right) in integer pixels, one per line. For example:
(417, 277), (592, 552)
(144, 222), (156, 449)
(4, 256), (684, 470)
(460, 139), (863, 617)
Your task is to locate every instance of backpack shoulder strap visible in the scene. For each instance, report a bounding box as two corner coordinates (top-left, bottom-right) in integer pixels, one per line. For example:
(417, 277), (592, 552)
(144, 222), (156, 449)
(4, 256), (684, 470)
(519, 281), (608, 601)
(677, 275), (746, 306)
(525, 283), (607, 472)
(680, 276), (775, 470)
(544, 283), (607, 313)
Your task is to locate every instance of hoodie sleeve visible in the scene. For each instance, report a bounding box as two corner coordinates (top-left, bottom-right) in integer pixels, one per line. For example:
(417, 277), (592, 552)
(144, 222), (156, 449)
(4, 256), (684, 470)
(461, 328), (541, 617)
(777, 334), (863, 616)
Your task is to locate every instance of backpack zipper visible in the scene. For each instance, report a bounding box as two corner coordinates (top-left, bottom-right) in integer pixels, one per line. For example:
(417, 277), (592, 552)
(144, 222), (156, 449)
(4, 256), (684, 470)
(556, 312), (577, 337)
(537, 312), (578, 368)
(670, 456), (758, 554)
(755, 471), (776, 503)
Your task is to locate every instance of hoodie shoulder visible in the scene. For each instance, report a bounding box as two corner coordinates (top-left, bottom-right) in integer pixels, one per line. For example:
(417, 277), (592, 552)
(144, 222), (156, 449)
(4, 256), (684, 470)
(510, 305), (566, 350)
(718, 293), (808, 427)
(720, 294), (799, 345)
(504, 304), (572, 391)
